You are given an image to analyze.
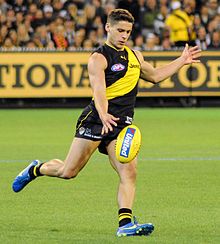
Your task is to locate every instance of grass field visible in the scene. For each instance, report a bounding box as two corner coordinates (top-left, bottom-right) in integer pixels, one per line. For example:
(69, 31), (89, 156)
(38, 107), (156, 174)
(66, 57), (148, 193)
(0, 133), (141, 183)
(0, 108), (219, 244)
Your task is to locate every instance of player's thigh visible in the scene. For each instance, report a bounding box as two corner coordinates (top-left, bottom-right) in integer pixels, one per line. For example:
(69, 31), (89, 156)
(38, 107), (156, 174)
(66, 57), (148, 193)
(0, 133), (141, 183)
(106, 140), (137, 179)
(63, 137), (101, 173)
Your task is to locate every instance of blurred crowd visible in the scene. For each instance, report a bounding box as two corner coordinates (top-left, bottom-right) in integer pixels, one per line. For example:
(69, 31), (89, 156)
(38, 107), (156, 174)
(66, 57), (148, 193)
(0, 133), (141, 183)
(0, 0), (219, 51)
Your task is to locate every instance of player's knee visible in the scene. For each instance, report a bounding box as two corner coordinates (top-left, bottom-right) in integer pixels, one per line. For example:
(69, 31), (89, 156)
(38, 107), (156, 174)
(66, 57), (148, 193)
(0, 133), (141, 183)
(120, 165), (137, 183)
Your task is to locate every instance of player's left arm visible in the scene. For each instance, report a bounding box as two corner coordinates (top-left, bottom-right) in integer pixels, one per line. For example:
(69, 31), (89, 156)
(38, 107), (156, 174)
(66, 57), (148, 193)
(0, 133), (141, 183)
(134, 44), (201, 84)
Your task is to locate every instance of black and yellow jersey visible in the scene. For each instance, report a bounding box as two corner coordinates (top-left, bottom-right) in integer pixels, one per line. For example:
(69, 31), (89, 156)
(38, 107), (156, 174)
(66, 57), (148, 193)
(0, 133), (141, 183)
(94, 43), (141, 109)
(75, 43), (141, 147)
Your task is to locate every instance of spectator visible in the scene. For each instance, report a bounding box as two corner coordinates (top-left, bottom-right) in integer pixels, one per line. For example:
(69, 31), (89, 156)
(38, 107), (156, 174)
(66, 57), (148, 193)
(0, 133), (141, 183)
(64, 19), (75, 46)
(2, 36), (15, 49)
(133, 34), (145, 51)
(52, 0), (65, 17)
(66, 3), (78, 21)
(207, 0), (218, 19)
(13, 0), (27, 13)
(92, 0), (105, 25)
(207, 16), (220, 34)
(184, 3), (196, 46)
(208, 30), (220, 49)
(82, 38), (93, 50)
(15, 11), (24, 29)
(31, 9), (45, 29)
(159, 0), (169, 8)
(9, 29), (19, 46)
(87, 29), (99, 48)
(52, 24), (69, 49)
(195, 25), (211, 49)
(199, 4), (210, 30)
(24, 15), (34, 37)
(6, 8), (16, 23)
(69, 29), (84, 50)
(96, 25), (106, 45)
(17, 24), (30, 46)
(161, 37), (172, 50)
(25, 40), (37, 49)
(142, 0), (159, 38)
(84, 3), (96, 34)
(0, 25), (8, 45)
(43, 4), (54, 25)
(0, 0), (9, 15)
(35, 25), (52, 47)
(75, 12), (87, 31)
(144, 32), (160, 50)
(28, 3), (38, 21)
(154, 4), (168, 40)
(165, 1), (192, 47)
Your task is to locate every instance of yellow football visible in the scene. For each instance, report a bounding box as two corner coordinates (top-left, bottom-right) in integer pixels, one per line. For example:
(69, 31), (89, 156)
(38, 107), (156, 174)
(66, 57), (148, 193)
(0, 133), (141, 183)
(115, 125), (141, 164)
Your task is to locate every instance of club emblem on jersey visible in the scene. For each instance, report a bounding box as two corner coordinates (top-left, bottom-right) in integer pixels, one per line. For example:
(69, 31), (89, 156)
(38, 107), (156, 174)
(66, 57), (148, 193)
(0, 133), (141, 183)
(111, 63), (125, 72)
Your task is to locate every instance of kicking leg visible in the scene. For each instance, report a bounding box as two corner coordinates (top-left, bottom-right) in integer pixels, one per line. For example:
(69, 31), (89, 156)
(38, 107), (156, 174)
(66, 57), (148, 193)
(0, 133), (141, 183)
(40, 138), (100, 178)
(12, 138), (100, 192)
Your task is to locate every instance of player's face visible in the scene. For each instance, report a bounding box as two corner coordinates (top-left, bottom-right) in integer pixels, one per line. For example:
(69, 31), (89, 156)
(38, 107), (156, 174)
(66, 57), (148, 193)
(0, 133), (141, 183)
(106, 21), (133, 50)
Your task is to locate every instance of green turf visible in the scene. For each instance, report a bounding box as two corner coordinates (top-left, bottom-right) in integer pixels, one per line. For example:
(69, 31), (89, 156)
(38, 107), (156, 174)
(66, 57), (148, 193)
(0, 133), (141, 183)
(0, 108), (219, 244)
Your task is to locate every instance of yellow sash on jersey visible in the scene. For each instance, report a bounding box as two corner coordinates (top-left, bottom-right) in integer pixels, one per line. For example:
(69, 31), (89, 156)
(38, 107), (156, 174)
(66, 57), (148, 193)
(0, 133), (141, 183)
(106, 46), (140, 100)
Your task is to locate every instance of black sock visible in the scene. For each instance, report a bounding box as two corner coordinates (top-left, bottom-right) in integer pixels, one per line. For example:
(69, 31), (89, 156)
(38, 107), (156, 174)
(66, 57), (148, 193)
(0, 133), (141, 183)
(118, 208), (132, 227)
(29, 163), (44, 178)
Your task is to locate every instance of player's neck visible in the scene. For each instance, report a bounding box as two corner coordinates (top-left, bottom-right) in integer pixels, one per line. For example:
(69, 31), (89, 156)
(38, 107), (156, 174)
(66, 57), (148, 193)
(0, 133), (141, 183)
(105, 41), (125, 51)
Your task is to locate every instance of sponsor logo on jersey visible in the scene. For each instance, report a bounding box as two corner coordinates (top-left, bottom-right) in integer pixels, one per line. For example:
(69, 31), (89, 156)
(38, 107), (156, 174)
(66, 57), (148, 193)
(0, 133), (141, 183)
(120, 128), (136, 158)
(111, 63), (125, 72)
(129, 64), (140, 69)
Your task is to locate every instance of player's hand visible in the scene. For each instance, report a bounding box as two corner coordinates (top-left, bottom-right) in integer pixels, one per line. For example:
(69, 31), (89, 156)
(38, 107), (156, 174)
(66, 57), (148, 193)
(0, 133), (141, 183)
(100, 113), (119, 135)
(181, 43), (201, 65)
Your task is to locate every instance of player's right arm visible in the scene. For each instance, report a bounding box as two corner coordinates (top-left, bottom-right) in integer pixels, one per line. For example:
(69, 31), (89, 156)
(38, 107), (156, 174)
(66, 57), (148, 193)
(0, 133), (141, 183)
(88, 52), (119, 135)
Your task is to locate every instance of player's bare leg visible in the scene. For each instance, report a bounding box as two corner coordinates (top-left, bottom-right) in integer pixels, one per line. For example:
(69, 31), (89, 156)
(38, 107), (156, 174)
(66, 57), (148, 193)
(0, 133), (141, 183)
(107, 140), (154, 237)
(12, 138), (100, 192)
(107, 140), (137, 209)
(40, 138), (100, 178)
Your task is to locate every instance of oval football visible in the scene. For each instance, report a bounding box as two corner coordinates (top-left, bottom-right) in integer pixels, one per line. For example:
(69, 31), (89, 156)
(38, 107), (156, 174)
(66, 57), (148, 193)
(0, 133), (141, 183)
(115, 125), (141, 164)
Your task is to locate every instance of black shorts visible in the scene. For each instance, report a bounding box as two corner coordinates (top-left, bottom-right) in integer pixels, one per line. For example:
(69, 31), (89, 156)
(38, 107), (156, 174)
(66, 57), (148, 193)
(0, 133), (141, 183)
(75, 101), (134, 155)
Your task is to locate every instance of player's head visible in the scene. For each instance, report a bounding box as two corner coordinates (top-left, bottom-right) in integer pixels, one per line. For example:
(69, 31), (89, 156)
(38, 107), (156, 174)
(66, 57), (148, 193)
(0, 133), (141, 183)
(105, 9), (134, 50)
(107, 9), (134, 26)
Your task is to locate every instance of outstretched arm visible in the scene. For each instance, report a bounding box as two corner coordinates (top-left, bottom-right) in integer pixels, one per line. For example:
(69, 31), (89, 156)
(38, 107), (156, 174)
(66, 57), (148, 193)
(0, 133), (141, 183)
(135, 44), (201, 84)
(88, 52), (119, 135)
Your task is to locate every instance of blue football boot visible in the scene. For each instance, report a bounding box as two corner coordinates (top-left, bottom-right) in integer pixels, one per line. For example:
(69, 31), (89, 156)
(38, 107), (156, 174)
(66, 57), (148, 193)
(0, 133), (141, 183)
(12, 160), (41, 192)
(116, 216), (154, 237)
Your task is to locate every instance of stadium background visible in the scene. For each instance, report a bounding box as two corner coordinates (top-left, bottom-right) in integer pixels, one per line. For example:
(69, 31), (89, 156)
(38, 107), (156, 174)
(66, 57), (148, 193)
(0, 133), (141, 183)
(0, 0), (219, 107)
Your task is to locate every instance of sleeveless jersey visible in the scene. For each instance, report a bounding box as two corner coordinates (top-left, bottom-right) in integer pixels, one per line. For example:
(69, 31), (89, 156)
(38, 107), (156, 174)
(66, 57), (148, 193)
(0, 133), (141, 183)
(94, 43), (141, 110)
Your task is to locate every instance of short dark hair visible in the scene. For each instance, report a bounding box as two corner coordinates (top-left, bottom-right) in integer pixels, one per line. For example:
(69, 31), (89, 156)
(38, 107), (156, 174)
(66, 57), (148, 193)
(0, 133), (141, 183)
(107, 9), (134, 25)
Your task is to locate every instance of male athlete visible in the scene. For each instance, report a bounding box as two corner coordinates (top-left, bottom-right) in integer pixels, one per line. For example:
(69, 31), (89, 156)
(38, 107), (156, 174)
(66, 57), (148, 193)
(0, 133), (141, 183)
(12, 9), (201, 237)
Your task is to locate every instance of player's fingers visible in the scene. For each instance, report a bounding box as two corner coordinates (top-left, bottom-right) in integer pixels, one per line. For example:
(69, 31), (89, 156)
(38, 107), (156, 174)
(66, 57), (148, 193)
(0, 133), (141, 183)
(101, 127), (104, 135)
(190, 45), (198, 49)
(111, 116), (120, 121)
(191, 50), (202, 57)
(101, 124), (108, 135)
(110, 119), (118, 127)
(106, 122), (113, 132)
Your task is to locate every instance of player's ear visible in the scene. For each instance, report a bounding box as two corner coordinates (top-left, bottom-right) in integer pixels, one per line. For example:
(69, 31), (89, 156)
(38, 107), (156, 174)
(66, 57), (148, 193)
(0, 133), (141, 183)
(105, 23), (110, 32)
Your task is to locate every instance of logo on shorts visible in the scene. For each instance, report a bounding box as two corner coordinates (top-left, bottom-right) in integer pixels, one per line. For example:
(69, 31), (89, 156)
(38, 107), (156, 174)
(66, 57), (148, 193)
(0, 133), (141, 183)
(120, 128), (136, 158)
(79, 127), (85, 135)
(111, 63), (125, 72)
(125, 116), (132, 124)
